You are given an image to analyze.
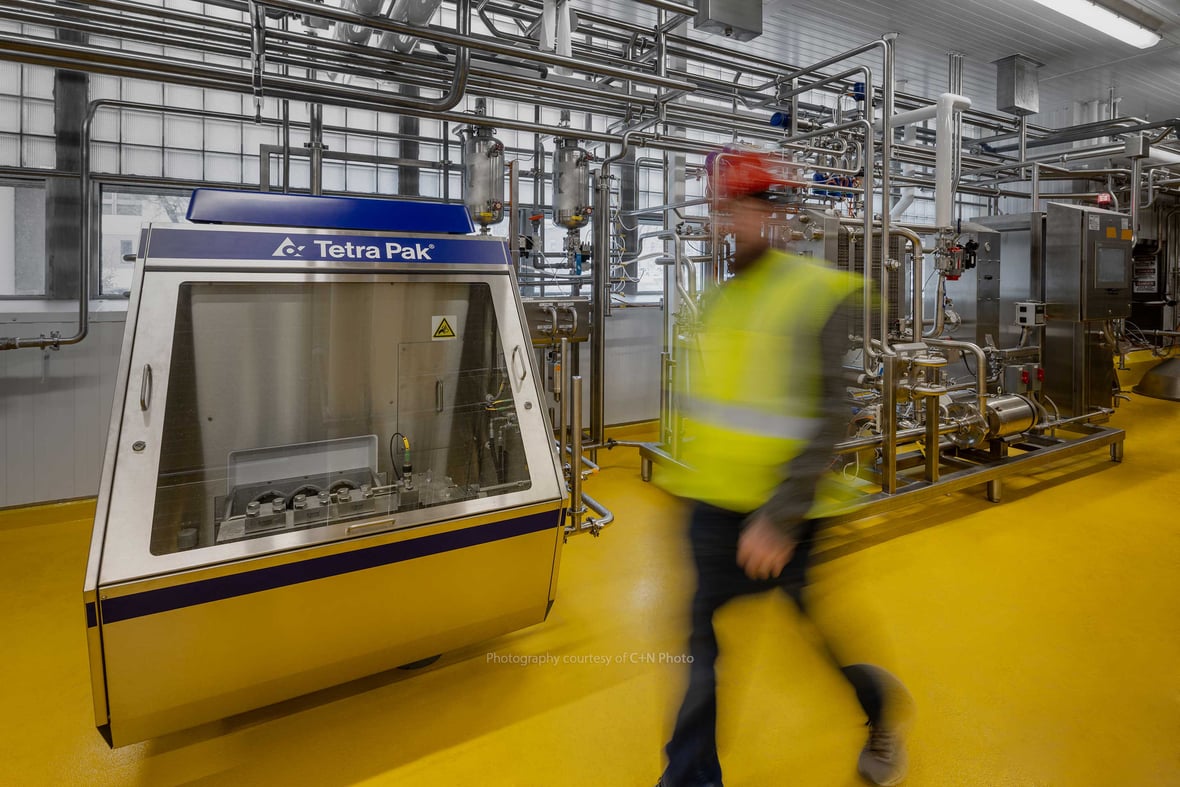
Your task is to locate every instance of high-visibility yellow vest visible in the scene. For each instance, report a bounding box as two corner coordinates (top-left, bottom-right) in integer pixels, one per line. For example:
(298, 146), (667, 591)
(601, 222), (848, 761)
(659, 249), (861, 514)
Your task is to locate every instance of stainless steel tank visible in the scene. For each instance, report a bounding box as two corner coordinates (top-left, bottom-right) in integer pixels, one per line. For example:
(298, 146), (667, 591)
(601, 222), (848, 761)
(462, 127), (505, 227)
(552, 137), (591, 230)
(985, 393), (1038, 438)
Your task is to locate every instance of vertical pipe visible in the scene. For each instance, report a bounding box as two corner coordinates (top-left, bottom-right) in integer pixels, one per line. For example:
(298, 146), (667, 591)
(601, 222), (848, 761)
(570, 375), (585, 529)
(281, 99), (291, 192)
(881, 353), (898, 494)
(861, 120), (879, 374)
(559, 336), (569, 464)
(1130, 156), (1142, 244)
(1017, 116), (1028, 181)
(1031, 162), (1041, 211)
(309, 102), (323, 195)
(280, 14), (290, 192)
(508, 159), (520, 274)
(924, 392), (940, 482)
(590, 171), (609, 459)
(880, 33), (896, 283)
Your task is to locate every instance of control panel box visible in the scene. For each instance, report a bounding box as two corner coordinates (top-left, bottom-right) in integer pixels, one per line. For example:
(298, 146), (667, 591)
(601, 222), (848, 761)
(1015, 301), (1045, 326)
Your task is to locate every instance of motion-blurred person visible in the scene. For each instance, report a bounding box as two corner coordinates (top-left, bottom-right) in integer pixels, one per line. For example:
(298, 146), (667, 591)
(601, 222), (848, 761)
(655, 151), (912, 787)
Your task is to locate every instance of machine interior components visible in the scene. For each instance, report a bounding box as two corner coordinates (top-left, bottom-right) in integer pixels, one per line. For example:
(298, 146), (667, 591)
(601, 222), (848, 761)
(84, 192), (566, 747)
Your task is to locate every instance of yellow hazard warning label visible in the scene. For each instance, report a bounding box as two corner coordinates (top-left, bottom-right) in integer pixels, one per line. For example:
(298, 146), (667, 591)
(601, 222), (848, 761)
(431, 315), (458, 340)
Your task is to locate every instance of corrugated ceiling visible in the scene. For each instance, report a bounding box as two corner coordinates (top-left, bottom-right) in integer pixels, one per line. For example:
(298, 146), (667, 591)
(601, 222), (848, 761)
(575, 0), (1180, 126)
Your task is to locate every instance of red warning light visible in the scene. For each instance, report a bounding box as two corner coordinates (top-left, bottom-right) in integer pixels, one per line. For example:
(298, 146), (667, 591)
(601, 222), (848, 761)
(1036, 367), (1045, 382)
(1021, 370), (1031, 385)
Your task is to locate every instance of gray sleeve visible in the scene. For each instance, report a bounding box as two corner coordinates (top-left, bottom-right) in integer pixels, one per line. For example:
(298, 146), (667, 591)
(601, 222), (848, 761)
(752, 295), (855, 539)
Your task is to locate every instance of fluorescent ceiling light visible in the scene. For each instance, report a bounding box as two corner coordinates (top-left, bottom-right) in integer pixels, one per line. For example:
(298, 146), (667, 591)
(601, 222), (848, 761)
(1027, 0), (1162, 48)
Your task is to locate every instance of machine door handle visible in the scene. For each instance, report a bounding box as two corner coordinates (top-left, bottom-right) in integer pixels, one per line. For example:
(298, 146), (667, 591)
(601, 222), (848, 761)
(139, 364), (153, 411)
(435, 378), (445, 413)
(511, 345), (527, 391)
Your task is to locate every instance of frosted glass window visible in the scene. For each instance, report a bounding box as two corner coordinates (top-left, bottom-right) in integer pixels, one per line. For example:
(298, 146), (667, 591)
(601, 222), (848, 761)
(0, 62), (18, 95)
(207, 5), (246, 22)
(377, 169), (397, 193)
(0, 134), (17, 166)
(124, 39), (164, 56)
(165, 116), (203, 149)
(347, 109), (377, 132)
(420, 171), (441, 198)
(20, 137), (54, 169)
(347, 135), (376, 156)
(123, 113), (163, 147)
(324, 132), (347, 152)
(164, 84), (203, 109)
(243, 155), (260, 185)
(0, 97), (19, 133)
(22, 100), (52, 135)
(166, 0), (204, 13)
(420, 119), (441, 138)
(92, 142), (119, 173)
(242, 124), (278, 152)
(378, 139), (397, 158)
(24, 65), (53, 99)
(289, 161), (310, 191)
(165, 150), (203, 180)
(288, 102), (310, 124)
(377, 112), (397, 133)
(323, 163), (346, 192)
(323, 106), (346, 126)
(124, 79), (163, 104)
(204, 90), (243, 114)
(123, 146), (163, 177)
(92, 112), (119, 142)
(346, 164), (376, 193)
(207, 53), (247, 70)
(206, 153), (242, 183)
(204, 120), (242, 154)
(91, 75), (122, 100)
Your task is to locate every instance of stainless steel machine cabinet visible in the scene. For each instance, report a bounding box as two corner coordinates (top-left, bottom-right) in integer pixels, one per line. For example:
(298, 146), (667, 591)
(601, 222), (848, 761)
(1043, 202), (1132, 416)
(83, 191), (567, 747)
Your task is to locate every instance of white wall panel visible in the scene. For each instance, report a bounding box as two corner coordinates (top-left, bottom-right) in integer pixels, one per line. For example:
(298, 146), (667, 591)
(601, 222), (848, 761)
(0, 317), (124, 508)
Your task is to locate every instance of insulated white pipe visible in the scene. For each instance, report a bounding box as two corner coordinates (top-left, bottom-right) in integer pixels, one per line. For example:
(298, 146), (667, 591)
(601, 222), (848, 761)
(935, 92), (971, 228)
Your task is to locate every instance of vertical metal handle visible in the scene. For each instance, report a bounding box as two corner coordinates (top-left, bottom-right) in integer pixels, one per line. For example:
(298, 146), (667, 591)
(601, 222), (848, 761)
(139, 364), (153, 411)
(435, 378), (444, 413)
(511, 345), (527, 391)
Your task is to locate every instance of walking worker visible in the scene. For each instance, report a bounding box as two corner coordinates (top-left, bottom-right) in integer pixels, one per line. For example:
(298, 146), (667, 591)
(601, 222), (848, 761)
(655, 150), (913, 787)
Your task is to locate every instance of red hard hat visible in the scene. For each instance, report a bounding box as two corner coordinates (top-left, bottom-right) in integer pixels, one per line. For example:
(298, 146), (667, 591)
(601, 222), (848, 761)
(709, 150), (797, 200)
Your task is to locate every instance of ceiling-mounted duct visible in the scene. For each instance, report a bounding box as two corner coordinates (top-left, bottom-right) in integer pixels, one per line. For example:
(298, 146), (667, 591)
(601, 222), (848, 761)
(994, 54), (1041, 117)
(693, 0), (762, 42)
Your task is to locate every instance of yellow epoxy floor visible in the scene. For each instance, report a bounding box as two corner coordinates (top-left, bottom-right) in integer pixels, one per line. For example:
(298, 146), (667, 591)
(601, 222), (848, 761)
(1, 399), (1179, 786)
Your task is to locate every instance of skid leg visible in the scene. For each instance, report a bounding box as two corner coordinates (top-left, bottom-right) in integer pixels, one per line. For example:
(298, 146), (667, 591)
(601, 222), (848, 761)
(987, 478), (1002, 503)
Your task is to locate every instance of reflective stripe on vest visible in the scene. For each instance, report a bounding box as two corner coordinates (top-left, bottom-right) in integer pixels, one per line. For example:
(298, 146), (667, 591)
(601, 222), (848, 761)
(680, 395), (823, 442)
(658, 250), (860, 513)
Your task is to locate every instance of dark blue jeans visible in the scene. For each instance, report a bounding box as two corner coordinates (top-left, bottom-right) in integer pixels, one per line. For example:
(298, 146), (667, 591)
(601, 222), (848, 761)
(661, 502), (884, 787)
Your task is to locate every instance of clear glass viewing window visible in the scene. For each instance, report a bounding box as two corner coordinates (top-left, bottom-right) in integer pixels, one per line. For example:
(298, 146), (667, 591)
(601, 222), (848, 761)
(149, 280), (532, 555)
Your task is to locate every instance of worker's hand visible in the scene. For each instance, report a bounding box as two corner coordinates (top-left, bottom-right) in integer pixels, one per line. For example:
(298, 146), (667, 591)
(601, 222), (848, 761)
(737, 514), (797, 580)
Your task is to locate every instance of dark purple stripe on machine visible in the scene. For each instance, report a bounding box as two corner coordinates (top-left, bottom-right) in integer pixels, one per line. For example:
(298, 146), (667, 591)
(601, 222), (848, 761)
(100, 510), (559, 624)
(86, 601), (97, 628)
